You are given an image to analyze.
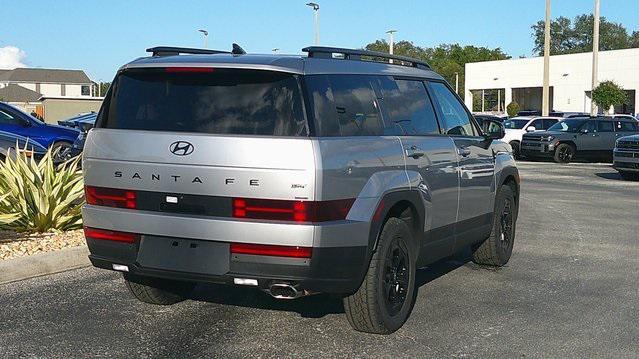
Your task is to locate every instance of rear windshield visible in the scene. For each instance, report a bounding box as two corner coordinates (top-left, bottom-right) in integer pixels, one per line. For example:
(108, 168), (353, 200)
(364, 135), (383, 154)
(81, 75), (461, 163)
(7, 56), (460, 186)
(97, 68), (307, 136)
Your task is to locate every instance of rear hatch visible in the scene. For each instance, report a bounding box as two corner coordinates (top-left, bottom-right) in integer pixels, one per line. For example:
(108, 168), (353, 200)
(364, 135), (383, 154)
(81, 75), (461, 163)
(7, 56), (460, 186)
(83, 67), (316, 203)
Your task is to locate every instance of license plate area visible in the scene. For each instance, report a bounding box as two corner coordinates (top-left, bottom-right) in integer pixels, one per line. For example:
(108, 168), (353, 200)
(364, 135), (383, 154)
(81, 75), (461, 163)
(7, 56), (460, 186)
(137, 236), (229, 275)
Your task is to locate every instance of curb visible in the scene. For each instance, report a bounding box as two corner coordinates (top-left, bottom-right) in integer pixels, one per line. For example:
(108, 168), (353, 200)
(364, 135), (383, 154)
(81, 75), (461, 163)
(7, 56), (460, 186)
(0, 245), (90, 285)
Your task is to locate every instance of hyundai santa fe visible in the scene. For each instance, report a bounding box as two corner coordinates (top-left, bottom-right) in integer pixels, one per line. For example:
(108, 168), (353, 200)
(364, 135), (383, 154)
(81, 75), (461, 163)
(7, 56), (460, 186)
(82, 45), (520, 334)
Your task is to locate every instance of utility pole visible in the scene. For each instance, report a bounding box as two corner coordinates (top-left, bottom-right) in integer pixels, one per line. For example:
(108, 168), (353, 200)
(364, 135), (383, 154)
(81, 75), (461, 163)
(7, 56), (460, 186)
(198, 29), (209, 48)
(306, 3), (320, 45)
(591, 0), (601, 116)
(454, 72), (459, 94)
(386, 30), (397, 63)
(542, 0), (551, 117)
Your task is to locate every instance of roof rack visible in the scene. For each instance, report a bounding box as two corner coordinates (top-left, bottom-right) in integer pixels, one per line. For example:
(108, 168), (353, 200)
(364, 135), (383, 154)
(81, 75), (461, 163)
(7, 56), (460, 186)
(302, 46), (431, 70)
(146, 43), (247, 57)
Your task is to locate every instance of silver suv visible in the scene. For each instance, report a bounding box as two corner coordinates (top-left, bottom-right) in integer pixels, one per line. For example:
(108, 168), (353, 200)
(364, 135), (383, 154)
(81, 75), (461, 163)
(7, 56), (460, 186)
(82, 45), (520, 334)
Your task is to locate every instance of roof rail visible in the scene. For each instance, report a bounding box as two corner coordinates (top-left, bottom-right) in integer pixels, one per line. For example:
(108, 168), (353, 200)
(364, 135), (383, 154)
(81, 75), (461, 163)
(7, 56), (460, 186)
(302, 46), (431, 70)
(146, 46), (230, 57)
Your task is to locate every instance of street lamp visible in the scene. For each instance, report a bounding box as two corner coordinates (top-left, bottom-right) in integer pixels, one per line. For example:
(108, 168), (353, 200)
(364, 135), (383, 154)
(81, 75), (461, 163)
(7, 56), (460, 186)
(386, 29), (397, 64)
(591, 0), (601, 115)
(306, 3), (320, 45)
(198, 29), (209, 48)
(454, 72), (459, 94)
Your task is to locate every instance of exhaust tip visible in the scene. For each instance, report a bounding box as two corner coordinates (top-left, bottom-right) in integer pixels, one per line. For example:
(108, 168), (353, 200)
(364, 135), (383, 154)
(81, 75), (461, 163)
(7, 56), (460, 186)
(268, 283), (301, 299)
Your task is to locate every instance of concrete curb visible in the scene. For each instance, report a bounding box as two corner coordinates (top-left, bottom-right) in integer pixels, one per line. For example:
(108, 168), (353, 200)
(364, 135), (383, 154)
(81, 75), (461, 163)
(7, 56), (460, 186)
(0, 245), (90, 285)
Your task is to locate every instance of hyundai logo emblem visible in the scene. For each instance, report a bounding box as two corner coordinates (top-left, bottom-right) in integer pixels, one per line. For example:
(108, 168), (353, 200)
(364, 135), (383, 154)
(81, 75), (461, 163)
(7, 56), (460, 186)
(169, 141), (194, 156)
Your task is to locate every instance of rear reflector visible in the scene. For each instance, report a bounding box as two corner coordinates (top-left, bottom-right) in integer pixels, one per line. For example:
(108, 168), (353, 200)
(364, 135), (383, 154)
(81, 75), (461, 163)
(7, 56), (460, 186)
(232, 198), (354, 222)
(84, 227), (139, 244)
(165, 67), (214, 73)
(85, 186), (136, 209)
(230, 243), (312, 258)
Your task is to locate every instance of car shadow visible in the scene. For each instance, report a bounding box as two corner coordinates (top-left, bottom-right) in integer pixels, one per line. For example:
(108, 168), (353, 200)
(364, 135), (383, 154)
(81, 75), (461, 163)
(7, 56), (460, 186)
(595, 171), (623, 180)
(186, 250), (478, 319)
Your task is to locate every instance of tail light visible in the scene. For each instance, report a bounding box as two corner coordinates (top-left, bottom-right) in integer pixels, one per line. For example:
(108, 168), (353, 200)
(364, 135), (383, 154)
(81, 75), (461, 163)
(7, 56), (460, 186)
(232, 198), (354, 223)
(165, 67), (214, 73)
(85, 186), (136, 209)
(231, 243), (312, 258)
(84, 227), (139, 244)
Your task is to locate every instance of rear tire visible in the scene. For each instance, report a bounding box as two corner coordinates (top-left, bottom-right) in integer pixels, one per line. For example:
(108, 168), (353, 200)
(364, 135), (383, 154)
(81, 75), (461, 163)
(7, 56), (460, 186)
(343, 217), (417, 334)
(553, 143), (575, 164)
(472, 185), (517, 266)
(619, 171), (639, 181)
(124, 274), (195, 305)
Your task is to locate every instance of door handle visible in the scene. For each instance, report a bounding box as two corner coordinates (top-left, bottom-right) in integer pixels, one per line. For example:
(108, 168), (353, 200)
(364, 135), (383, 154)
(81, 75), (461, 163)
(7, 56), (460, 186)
(405, 146), (425, 159)
(457, 147), (471, 157)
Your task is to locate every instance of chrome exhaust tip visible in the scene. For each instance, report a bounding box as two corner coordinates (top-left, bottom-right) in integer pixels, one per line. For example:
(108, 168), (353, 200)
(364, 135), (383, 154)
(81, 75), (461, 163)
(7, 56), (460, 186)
(268, 283), (302, 299)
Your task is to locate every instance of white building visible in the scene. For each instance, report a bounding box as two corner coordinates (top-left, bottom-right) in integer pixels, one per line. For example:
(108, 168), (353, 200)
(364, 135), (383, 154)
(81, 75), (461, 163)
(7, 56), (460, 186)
(0, 68), (94, 98)
(465, 48), (639, 115)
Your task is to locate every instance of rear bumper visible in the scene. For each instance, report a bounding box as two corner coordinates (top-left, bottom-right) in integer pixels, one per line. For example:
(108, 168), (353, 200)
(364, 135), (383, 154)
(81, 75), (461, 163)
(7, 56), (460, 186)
(82, 205), (371, 294)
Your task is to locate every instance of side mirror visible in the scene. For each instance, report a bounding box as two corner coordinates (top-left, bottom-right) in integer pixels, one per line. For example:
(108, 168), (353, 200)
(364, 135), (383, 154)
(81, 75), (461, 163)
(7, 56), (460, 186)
(526, 126), (536, 132)
(483, 119), (505, 140)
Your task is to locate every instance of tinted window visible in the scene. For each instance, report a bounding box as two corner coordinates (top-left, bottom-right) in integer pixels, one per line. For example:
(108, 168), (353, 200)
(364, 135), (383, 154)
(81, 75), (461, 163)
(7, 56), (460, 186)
(549, 119), (587, 132)
(428, 82), (476, 136)
(582, 121), (597, 133)
(618, 121), (639, 132)
(99, 69), (307, 136)
(543, 119), (558, 130)
(503, 119), (530, 129)
(378, 77), (439, 135)
(305, 75), (382, 136)
(0, 110), (19, 125)
(530, 119), (543, 130)
(597, 121), (614, 132)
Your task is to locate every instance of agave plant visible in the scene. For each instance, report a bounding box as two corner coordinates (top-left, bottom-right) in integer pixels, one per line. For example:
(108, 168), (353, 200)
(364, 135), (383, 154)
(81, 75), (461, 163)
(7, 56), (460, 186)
(0, 144), (84, 232)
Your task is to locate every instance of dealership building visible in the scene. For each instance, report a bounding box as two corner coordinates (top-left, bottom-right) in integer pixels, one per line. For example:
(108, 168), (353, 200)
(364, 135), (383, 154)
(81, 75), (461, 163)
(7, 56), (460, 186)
(464, 48), (639, 116)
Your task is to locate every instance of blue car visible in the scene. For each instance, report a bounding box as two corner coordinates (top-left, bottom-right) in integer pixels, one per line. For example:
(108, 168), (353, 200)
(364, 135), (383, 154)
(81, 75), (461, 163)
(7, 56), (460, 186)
(58, 112), (97, 132)
(0, 102), (79, 159)
(0, 130), (47, 161)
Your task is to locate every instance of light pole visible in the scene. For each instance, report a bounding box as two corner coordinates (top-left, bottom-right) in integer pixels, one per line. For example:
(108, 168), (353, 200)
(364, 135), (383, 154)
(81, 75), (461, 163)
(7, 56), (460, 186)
(454, 72), (459, 95)
(386, 29), (397, 64)
(542, 0), (551, 117)
(198, 29), (209, 48)
(306, 3), (320, 45)
(591, 0), (601, 115)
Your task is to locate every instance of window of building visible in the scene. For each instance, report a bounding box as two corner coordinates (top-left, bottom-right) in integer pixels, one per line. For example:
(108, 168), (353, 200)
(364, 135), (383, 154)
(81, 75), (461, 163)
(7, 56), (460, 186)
(428, 82), (477, 136)
(81, 85), (90, 96)
(377, 77), (440, 136)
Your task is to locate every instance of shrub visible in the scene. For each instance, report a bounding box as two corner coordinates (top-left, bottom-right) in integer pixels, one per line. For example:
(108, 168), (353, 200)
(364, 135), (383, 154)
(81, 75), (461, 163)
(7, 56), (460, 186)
(0, 145), (84, 232)
(592, 80), (628, 114)
(506, 101), (520, 117)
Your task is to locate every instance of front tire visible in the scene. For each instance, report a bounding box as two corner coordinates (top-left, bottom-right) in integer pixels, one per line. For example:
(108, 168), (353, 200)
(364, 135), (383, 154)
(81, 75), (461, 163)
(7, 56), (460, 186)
(553, 143), (575, 163)
(472, 185), (517, 266)
(51, 141), (73, 162)
(343, 217), (417, 334)
(124, 274), (195, 305)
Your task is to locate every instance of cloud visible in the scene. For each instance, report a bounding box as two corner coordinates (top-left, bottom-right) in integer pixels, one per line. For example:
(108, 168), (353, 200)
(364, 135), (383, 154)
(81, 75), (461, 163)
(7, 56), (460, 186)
(0, 46), (27, 69)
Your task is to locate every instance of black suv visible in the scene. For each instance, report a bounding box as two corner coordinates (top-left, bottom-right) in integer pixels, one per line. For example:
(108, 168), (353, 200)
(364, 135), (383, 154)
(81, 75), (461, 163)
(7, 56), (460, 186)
(520, 116), (639, 163)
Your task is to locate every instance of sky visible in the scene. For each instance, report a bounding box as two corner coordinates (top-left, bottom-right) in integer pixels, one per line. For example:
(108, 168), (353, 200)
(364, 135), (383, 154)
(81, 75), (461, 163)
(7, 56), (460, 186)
(1, 0), (637, 81)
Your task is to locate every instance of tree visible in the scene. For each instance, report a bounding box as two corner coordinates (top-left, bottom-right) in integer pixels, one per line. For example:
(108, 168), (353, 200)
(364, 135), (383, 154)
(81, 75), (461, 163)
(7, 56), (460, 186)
(365, 40), (510, 100)
(532, 14), (638, 55)
(506, 102), (520, 117)
(591, 81), (628, 114)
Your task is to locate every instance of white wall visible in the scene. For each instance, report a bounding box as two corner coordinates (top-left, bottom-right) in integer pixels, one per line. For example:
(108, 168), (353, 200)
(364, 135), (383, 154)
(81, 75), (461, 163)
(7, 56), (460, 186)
(40, 83), (61, 97)
(465, 48), (639, 114)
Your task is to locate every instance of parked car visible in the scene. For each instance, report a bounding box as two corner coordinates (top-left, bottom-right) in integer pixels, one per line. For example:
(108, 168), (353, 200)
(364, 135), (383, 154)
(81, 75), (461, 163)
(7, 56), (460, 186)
(81, 45), (520, 334)
(0, 102), (80, 160)
(521, 116), (639, 163)
(58, 112), (97, 132)
(502, 116), (561, 158)
(517, 110), (587, 118)
(613, 135), (639, 180)
(0, 130), (47, 161)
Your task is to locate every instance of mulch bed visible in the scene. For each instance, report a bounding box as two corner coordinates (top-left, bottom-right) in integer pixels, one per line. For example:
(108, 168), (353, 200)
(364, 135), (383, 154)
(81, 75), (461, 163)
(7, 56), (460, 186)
(0, 229), (85, 261)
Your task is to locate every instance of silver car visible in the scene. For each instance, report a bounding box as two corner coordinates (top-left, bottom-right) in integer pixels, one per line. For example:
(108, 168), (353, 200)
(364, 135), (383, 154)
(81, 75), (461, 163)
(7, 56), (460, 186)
(613, 134), (639, 180)
(82, 45), (520, 334)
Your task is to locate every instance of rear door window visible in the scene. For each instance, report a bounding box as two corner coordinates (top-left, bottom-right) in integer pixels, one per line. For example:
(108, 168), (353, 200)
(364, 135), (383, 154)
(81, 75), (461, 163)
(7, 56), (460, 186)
(304, 75), (383, 136)
(377, 77), (440, 135)
(98, 68), (307, 136)
(597, 121), (614, 132)
(427, 82), (477, 136)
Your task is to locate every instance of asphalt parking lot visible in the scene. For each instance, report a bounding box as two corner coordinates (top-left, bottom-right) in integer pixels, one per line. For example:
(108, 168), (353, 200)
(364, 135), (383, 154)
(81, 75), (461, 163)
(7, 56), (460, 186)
(1, 161), (638, 358)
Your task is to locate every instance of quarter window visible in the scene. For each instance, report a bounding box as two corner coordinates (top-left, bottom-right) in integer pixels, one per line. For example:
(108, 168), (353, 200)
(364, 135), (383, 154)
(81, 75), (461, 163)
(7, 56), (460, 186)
(618, 121), (639, 132)
(378, 77), (440, 135)
(428, 82), (477, 136)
